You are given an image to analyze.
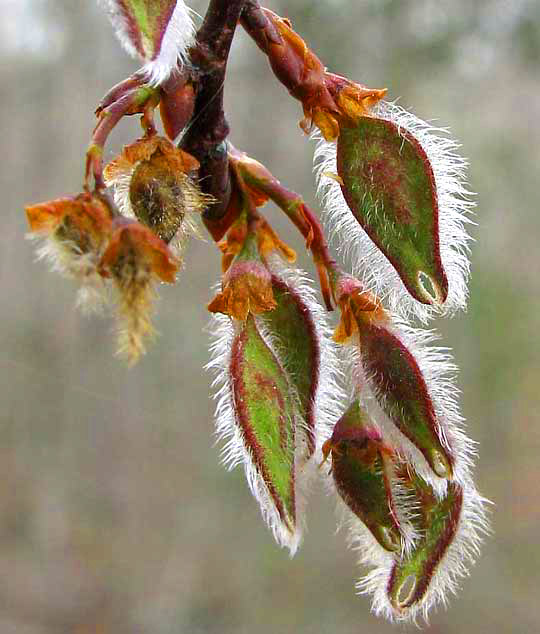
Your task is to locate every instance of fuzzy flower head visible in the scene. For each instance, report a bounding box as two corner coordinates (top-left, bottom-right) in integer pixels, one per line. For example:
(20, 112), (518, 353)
(99, 217), (179, 364)
(100, 0), (195, 85)
(104, 135), (209, 253)
(25, 192), (113, 312)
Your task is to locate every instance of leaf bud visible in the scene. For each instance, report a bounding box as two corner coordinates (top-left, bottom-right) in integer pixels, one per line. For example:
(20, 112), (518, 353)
(354, 317), (454, 480)
(315, 101), (474, 321)
(101, 0), (195, 85)
(323, 400), (402, 552)
(260, 271), (325, 459)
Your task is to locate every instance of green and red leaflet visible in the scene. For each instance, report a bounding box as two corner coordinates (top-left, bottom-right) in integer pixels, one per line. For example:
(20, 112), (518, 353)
(102, 0), (194, 84)
(354, 314), (454, 480)
(337, 116), (448, 306)
(229, 315), (298, 544)
(260, 275), (322, 458)
(324, 400), (402, 553)
(387, 473), (463, 613)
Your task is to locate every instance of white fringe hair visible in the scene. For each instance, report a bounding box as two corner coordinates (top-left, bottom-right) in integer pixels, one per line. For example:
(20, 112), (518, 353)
(206, 313), (303, 555)
(205, 263), (344, 555)
(27, 233), (109, 315)
(322, 412), (422, 560)
(352, 316), (477, 491)
(265, 256), (346, 459)
(100, 1), (195, 85)
(328, 316), (490, 622)
(356, 478), (490, 624)
(314, 101), (476, 323)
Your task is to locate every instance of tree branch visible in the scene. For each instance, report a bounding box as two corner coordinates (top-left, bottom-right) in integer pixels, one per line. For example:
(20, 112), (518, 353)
(241, 2), (386, 141)
(181, 0), (248, 222)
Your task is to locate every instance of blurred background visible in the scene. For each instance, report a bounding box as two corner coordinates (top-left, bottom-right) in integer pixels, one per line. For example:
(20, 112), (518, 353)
(1, 0), (539, 632)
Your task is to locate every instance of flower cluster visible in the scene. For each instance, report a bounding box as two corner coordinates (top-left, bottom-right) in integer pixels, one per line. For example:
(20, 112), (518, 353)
(24, 0), (489, 624)
(26, 135), (207, 364)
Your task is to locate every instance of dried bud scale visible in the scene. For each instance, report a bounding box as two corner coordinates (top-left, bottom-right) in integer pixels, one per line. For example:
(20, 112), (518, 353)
(208, 231), (277, 321)
(22, 1), (488, 625)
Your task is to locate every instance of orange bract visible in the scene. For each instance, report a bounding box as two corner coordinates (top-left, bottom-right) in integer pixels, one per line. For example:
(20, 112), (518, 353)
(100, 219), (179, 284)
(337, 83), (387, 122)
(257, 219), (296, 263)
(104, 136), (199, 182)
(218, 218), (296, 274)
(333, 276), (386, 343)
(307, 80), (387, 141)
(26, 193), (112, 242)
(261, 10), (385, 141)
(208, 259), (277, 321)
